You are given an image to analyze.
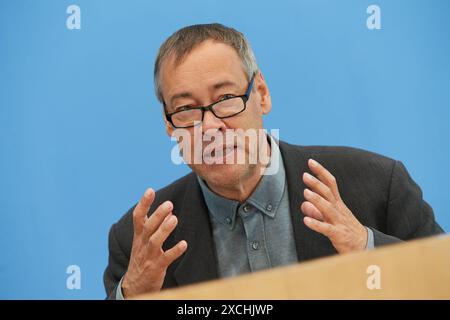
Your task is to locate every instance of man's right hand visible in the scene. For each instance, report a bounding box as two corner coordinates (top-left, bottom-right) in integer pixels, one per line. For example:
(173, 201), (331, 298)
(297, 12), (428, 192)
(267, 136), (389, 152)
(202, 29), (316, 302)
(121, 188), (188, 298)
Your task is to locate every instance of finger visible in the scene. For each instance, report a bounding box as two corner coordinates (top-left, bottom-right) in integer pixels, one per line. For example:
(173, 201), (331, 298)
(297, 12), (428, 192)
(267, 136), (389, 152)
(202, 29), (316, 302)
(308, 159), (341, 200)
(142, 201), (173, 240)
(303, 172), (335, 202)
(304, 188), (336, 222)
(303, 216), (334, 238)
(148, 214), (178, 251)
(301, 201), (324, 221)
(133, 188), (155, 236)
(162, 240), (188, 267)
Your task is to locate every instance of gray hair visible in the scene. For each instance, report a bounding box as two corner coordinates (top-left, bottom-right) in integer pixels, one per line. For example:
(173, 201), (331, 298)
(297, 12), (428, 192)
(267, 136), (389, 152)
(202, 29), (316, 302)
(154, 23), (259, 104)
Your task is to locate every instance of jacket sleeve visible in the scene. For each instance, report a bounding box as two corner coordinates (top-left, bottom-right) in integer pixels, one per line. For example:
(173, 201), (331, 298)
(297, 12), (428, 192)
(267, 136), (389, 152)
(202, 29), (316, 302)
(371, 160), (444, 247)
(103, 223), (129, 300)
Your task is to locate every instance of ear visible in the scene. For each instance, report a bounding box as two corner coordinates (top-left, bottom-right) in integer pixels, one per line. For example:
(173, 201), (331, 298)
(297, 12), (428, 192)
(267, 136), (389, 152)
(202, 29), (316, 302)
(165, 120), (174, 137)
(163, 111), (174, 136)
(255, 71), (272, 115)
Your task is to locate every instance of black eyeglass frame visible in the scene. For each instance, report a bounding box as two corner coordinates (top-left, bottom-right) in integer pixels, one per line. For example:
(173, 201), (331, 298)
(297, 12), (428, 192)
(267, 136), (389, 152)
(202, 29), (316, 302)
(164, 74), (255, 129)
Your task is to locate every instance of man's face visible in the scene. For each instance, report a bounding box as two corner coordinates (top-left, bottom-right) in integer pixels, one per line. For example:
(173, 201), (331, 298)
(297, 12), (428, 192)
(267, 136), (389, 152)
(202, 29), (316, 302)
(159, 40), (271, 190)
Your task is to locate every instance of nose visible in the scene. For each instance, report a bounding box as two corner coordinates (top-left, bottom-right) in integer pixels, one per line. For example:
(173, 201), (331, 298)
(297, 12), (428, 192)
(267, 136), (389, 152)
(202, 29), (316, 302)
(202, 109), (226, 133)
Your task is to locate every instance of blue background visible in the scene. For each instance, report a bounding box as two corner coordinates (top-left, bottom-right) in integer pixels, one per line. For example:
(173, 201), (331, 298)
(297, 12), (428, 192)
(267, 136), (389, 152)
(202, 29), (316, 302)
(0, 0), (449, 299)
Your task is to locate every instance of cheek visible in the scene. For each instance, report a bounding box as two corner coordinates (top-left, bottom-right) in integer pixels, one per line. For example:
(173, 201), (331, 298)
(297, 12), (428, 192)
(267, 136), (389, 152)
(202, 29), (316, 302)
(246, 98), (265, 122)
(225, 104), (263, 130)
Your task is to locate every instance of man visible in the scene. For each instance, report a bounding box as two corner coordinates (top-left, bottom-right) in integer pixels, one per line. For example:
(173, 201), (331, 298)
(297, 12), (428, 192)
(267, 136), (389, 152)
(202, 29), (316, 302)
(104, 23), (443, 299)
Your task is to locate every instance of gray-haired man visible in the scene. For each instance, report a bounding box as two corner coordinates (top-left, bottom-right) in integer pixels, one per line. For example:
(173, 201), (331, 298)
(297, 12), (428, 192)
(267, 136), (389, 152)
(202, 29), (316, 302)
(104, 23), (443, 299)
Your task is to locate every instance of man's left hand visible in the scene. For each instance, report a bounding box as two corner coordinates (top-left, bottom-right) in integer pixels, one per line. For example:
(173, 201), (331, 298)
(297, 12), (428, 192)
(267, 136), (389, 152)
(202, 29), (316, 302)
(301, 158), (368, 253)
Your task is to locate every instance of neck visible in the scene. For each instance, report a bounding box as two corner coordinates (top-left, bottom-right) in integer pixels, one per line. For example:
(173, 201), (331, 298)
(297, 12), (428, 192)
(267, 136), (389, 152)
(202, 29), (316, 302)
(205, 138), (272, 203)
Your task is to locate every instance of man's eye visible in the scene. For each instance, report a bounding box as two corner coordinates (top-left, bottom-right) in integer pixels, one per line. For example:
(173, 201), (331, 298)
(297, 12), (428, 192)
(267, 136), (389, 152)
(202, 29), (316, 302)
(221, 94), (236, 100)
(175, 105), (193, 112)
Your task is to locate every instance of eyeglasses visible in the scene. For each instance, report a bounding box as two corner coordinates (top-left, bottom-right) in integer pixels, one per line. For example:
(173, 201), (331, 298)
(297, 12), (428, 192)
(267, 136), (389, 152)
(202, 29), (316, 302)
(164, 75), (255, 128)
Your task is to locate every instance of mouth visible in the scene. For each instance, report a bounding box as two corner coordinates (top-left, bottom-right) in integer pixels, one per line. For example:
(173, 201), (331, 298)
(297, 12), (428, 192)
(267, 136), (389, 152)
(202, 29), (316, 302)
(203, 145), (238, 162)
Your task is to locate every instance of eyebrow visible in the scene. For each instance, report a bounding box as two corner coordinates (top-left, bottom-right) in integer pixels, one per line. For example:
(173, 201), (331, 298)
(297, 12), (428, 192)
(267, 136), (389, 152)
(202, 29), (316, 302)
(169, 80), (239, 106)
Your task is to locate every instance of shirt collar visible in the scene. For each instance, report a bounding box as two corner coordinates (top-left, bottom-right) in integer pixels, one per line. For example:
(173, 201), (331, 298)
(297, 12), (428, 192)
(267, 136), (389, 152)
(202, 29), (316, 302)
(197, 135), (286, 230)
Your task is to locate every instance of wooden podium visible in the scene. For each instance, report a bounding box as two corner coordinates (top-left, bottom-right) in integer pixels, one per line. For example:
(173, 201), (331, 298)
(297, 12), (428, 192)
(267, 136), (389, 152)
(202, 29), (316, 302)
(136, 235), (450, 299)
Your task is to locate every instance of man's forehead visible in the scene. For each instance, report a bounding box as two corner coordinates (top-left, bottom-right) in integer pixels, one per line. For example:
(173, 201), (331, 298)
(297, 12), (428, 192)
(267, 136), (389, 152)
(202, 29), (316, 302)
(161, 42), (244, 80)
(167, 40), (240, 67)
(160, 42), (248, 102)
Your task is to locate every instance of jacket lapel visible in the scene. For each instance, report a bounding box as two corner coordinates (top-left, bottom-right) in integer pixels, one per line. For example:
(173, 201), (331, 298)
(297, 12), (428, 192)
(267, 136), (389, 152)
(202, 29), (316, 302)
(278, 141), (337, 262)
(173, 173), (219, 286)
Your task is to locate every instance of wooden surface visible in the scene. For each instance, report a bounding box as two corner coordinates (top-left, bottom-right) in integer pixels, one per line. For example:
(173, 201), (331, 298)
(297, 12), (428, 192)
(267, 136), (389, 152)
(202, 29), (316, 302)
(134, 235), (450, 299)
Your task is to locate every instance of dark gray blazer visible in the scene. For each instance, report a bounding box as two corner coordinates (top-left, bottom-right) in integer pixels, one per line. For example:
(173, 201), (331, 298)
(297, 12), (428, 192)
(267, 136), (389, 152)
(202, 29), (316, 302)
(104, 140), (443, 299)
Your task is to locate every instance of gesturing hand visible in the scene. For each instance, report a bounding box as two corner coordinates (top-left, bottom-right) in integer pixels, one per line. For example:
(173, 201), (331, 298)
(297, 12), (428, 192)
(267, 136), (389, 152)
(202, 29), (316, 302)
(121, 188), (188, 298)
(301, 159), (368, 253)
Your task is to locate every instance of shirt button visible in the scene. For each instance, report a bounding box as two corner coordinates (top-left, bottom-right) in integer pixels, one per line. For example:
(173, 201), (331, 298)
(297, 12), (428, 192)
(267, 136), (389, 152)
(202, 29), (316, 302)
(243, 204), (251, 213)
(251, 241), (260, 250)
(225, 217), (232, 225)
(266, 204), (273, 211)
